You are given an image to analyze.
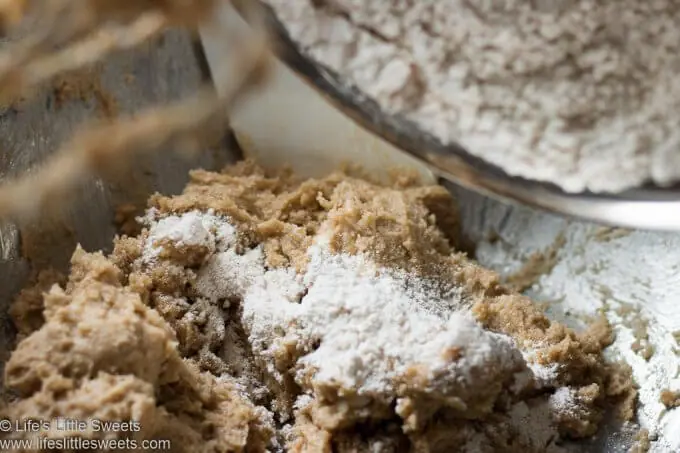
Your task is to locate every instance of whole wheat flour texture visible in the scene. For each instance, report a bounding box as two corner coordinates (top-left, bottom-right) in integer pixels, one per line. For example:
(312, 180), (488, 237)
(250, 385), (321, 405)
(264, 0), (680, 193)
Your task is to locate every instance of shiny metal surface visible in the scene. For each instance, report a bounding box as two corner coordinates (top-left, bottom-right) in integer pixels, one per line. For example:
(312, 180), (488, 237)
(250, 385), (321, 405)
(230, 0), (680, 232)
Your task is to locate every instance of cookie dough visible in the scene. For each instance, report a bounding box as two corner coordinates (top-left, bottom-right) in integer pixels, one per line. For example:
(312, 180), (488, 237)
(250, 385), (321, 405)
(3, 248), (272, 453)
(2, 161), (635, 452)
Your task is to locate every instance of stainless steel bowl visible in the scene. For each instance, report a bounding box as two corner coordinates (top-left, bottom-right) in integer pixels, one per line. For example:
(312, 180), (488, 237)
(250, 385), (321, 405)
(0, 14), (677, 453)
(231, 0), (680, 231)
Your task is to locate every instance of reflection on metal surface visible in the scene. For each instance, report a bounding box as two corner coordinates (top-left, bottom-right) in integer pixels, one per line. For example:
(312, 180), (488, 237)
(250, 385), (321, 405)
(230, 0), (680, 231)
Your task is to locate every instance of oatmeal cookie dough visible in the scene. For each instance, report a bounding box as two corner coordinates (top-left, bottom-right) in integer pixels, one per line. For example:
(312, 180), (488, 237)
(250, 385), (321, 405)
(3, 161), (635, 453)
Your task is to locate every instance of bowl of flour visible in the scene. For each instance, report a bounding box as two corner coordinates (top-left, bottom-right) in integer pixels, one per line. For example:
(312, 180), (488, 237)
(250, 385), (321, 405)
(224, 0), (680, 232)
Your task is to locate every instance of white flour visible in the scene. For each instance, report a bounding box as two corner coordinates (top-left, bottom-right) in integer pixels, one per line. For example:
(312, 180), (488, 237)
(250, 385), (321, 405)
(140, 209), (236, 264)
(140, 210), (592, 450)
(246, 243), (526, 399)
(196, 248), (267, 302)
(549, 387), (579, 416)
(458, 192), (680, 452)
(264, 0), (680, 193)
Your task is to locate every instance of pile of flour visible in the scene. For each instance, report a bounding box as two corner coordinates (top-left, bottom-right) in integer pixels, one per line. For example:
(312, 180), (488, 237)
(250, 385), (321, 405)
(242, 240), (525, 401)
(264, 0), (680, 193)
(141, 210), (588, 452)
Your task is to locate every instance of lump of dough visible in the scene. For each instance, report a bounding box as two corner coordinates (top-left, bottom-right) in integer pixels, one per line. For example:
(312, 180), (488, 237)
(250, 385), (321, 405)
(2, 247), (273, 452)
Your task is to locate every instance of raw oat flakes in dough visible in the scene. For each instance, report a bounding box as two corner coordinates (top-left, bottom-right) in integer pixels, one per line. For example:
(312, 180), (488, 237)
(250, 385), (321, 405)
(2, 161), (635, 452)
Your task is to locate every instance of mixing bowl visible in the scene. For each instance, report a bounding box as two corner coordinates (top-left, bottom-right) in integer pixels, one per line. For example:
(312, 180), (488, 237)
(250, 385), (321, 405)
(0, 16), (678, 452)
(224, 0), (680, 231)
